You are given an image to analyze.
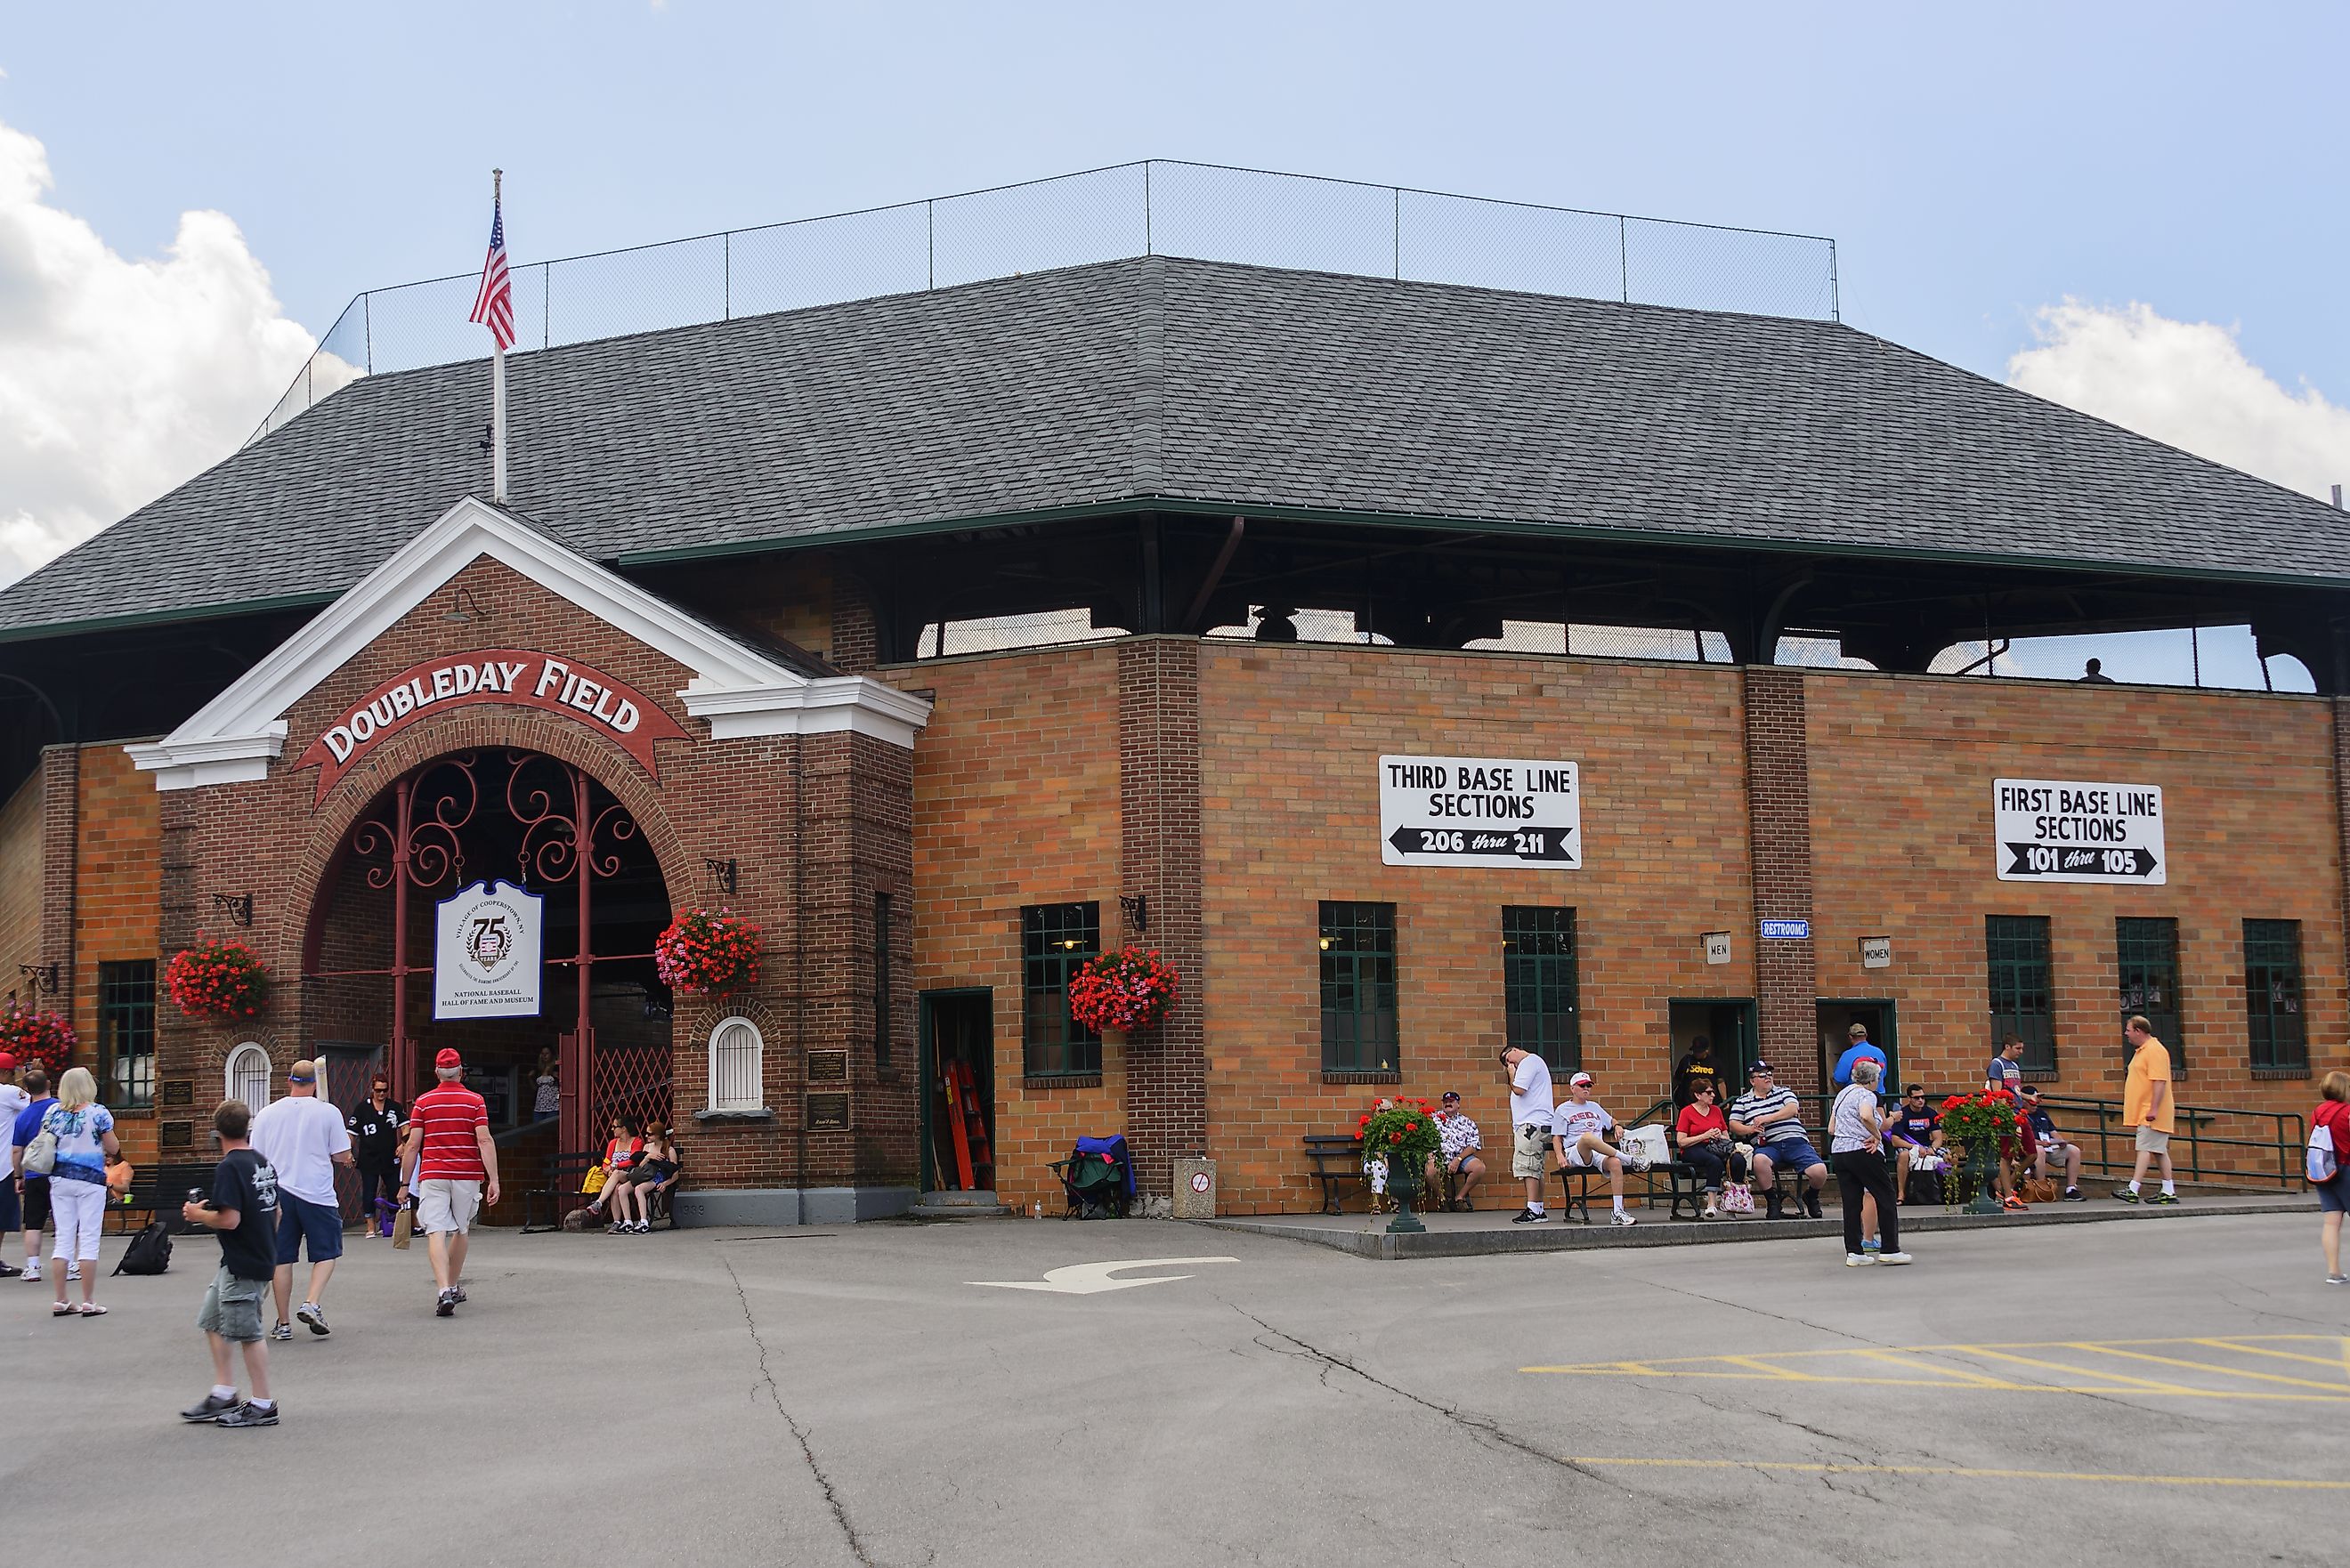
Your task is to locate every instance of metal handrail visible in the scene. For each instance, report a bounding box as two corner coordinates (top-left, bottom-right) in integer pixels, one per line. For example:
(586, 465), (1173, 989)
(2035, 1094), (2305, 1191)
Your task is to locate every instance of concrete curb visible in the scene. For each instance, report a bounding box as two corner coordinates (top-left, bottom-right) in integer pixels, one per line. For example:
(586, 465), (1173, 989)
(1193, 1198), (2320, 1261)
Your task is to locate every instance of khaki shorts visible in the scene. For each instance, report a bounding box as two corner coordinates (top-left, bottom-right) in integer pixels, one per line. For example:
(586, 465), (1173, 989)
(2134, 1126), (2170, 1154)
(417, 1178), (483, 1234)
(198, 1265), (267, 1344)
(1511, 1123), (1552, 1178)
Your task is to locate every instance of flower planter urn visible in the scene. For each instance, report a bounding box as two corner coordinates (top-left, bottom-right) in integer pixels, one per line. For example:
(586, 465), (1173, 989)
(1385, 1162), (1427, 1233)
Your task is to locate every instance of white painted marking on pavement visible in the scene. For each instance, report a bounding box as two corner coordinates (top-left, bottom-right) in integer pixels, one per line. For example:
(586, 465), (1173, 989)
(967, 1257), (1239, 1295)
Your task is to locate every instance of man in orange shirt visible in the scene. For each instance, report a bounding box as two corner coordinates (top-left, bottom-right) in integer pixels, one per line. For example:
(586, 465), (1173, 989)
(2115, 1014), (2177, 1205)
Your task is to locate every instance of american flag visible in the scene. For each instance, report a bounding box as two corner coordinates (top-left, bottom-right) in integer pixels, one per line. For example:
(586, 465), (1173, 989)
(468, 196), (515, 352)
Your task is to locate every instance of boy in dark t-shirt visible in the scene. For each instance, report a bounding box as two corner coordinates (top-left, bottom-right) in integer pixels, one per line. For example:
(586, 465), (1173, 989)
(180, 1099), (282, 1428)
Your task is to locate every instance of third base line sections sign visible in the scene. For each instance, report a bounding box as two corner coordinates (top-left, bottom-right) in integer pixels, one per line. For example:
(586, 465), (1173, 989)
(1994, 778), (2165, 885)
(1380, 756), (1581, 869)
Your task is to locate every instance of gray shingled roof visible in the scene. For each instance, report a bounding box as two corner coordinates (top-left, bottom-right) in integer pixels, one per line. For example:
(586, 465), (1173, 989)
(5, 255), (2346, 639)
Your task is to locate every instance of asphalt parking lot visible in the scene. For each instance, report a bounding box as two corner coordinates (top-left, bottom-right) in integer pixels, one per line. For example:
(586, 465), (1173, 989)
(4, 1210), (2343, 1568)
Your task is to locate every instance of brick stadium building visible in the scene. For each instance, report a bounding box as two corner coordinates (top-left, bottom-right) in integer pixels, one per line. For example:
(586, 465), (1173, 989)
(4, 236), (2346, 1220)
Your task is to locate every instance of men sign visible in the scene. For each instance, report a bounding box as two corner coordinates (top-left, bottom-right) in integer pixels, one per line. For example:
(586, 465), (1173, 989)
(1379, 756), (1581, 869)
(1994, 778), (2165, 885)
(434, 879), (545, 1018)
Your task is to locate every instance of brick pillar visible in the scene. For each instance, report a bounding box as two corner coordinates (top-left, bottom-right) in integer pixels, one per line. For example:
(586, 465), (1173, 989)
(2334, 699), (2350, 998)
(36, 745), (79, 1017)
(1743, 668), (1819, 1094)
(829, 568), (879, 674)
(1119, 636), (1205, 1195)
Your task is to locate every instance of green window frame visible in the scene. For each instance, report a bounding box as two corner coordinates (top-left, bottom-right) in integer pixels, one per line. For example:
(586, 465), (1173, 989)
(1985, 916), (2054, 1073)
(1319, 901), (1398, 1074)
(2243, 919), (2306, 1072)
(98, 958), (157, 1111)
(1501, 907), (1579, 1073)
(1022, 903), (1100, 1077)
(2115, 917), (2184, 1073)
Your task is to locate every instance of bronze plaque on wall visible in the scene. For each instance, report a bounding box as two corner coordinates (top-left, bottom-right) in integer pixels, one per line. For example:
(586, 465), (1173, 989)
(805, 1093), (850, 1131)
(806, 1049), (848, 1084)
(163, 1079), (194, 1107)
(160, 1121), (194, 1149)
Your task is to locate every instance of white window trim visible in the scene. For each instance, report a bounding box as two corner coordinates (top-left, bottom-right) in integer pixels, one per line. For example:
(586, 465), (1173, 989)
(225, 1043), (272, 1110)
(708, 1015), (765, 1114)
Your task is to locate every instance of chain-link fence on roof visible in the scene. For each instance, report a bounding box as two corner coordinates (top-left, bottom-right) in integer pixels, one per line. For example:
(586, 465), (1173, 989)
(249, 159), (1840, 443)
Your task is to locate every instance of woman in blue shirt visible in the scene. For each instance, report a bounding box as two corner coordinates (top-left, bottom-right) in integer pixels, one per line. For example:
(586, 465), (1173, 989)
(39, 1067), (119, 1316)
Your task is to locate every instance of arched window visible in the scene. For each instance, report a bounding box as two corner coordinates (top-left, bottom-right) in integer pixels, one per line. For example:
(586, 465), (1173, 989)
(225, 1043), (272, 1111)
(708, 1017), (763, 1113)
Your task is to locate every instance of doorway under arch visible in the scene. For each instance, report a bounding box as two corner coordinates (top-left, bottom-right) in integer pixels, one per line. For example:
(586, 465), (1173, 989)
(301, 749), (675, 1166)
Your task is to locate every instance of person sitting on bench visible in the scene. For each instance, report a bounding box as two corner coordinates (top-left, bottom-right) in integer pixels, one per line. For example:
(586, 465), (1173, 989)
(1427, 1091), (1485, 1211)
(1552, 1071), (1648, 1228)
(602, 1120), (677, 1234)
(1884, 1084), (1946, 1203)
(1731, 1062), (1827, 1220)
(586, 1116), (644, 1229)
(1673, 1080), (1746, 1218)
(2020, 1087), (2085, 1201)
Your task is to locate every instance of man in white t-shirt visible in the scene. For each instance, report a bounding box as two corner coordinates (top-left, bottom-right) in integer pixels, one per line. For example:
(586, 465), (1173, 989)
(248, 1060), (354, 1340)
(1552, 1071), (1648, 1227)
(1501, 1046), (1556, 1224)
(0, 1054), (27, 1277)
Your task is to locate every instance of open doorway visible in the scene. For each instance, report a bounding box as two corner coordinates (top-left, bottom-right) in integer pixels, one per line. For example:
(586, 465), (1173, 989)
(920, 989), (996, 1192)
(1817, 1000), (1899, 1090)
(1668, 998), (1758, 1095)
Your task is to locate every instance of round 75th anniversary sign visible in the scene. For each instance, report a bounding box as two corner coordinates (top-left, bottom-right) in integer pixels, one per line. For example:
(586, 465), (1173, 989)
(1379, 755), (1582, 869)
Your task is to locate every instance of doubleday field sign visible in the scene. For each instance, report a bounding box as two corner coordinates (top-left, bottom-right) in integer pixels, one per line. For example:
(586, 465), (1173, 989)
(1379, 755), (1582, 869)
(1993, 777), (2165, 885)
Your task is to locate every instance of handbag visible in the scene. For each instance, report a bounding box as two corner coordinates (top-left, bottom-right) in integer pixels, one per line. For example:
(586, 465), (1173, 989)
(23, 1127), (56, 1176)
(1720, 1180), (1754, 1214)
(580, 1165), (608, 1196)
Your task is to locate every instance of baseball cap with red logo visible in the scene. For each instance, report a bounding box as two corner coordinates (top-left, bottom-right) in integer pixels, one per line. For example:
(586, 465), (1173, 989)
(1569, 1071), (1594, 1088)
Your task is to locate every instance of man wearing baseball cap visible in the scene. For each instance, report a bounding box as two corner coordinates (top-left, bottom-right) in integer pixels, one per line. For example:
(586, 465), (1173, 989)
(1552, 1071), (1649, 1227)
(1730, 1061), (1828, 1221)
(247, 1058), (355, 1338)
(0, 1053), (25, 1275)
(1428, 1091), (1485, 1211)
(399, 1048), (500, 1318)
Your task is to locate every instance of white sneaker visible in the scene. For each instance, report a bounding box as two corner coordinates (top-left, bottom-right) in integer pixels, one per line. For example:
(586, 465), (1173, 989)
(1609, 1210), (1638, 1227)
(1878, 1251), (1914, 1265)
(64, 1265), (80, 1282)
(1844, 1252), (1877, 1266)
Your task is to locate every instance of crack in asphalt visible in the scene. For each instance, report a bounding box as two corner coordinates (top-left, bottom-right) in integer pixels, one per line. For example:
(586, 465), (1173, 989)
(1225, 1298), (1738, 1522)
(719, 1252), (877, 1567)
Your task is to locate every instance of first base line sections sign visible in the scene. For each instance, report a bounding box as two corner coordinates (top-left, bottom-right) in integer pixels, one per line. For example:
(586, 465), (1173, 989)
(1380, 756), (1581, 869)
(1994, 778), (2165, 885)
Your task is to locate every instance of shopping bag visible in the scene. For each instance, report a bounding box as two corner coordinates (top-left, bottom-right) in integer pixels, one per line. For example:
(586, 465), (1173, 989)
(581, 1165), (608, 1196)
(1720, 1181), (1754, 1215)
(392, 1207), (413, 1249)
(1622, 1125), (1670, 1167)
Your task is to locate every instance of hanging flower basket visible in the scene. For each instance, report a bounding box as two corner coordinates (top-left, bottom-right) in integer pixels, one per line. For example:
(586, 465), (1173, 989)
(1067, 946), (1180, 1035)
(654, 908), (765, 996)
(166, 934), (271, 1020)
(0, 999), (76, 1076)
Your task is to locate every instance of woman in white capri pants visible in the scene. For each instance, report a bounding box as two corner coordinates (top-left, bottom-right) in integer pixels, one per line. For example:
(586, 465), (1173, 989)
(37, 1068), (119, 1316)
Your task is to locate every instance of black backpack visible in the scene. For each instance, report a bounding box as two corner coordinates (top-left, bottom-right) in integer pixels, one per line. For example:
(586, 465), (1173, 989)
(112, 1219), (173, 1276)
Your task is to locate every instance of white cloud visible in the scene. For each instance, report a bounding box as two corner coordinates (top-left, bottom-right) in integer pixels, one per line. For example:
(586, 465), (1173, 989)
(2006, 299), (2350, 500)
(0, 114), (316, 585)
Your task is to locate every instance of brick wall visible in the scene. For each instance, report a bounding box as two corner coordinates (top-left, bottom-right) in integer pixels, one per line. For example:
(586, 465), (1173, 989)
(1745, 668), (1819, 1094)
(1119, 637), (1206, 1194)
(71, 743), (163, 1168)
(1196, 642), (1757, 1215)
(0, 767), (39, 982)
(1809, 672), (2348, 1118)
(141, 554), (914, 1198)
(879, 643), (1124, 1213)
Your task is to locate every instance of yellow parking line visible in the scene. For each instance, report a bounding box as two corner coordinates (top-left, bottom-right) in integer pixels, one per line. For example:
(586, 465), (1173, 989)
(1561, 1458), (2350, 1491)
(1852, 1349), (2011, 1387)
(2184, 1338), (2347, 1372)
(1721, 1354), (1819, 1380)
(2062, 1342), (2350, 1393)
(1956, 1346), (2202, 1395)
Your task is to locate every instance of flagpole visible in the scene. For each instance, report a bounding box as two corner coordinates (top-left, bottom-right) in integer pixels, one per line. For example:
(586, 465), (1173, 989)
(490, 167), (508, 505)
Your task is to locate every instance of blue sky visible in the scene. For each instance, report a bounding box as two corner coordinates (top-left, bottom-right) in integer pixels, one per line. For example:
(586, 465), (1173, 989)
(4, 2), (2343, 384)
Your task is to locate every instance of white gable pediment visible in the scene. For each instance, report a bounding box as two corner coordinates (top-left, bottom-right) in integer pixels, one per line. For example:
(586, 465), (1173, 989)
(127, 496), (928, 791)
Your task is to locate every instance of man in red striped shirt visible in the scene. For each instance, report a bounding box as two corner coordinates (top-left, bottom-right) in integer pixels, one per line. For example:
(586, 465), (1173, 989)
(396, 1048), (500, 1318)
